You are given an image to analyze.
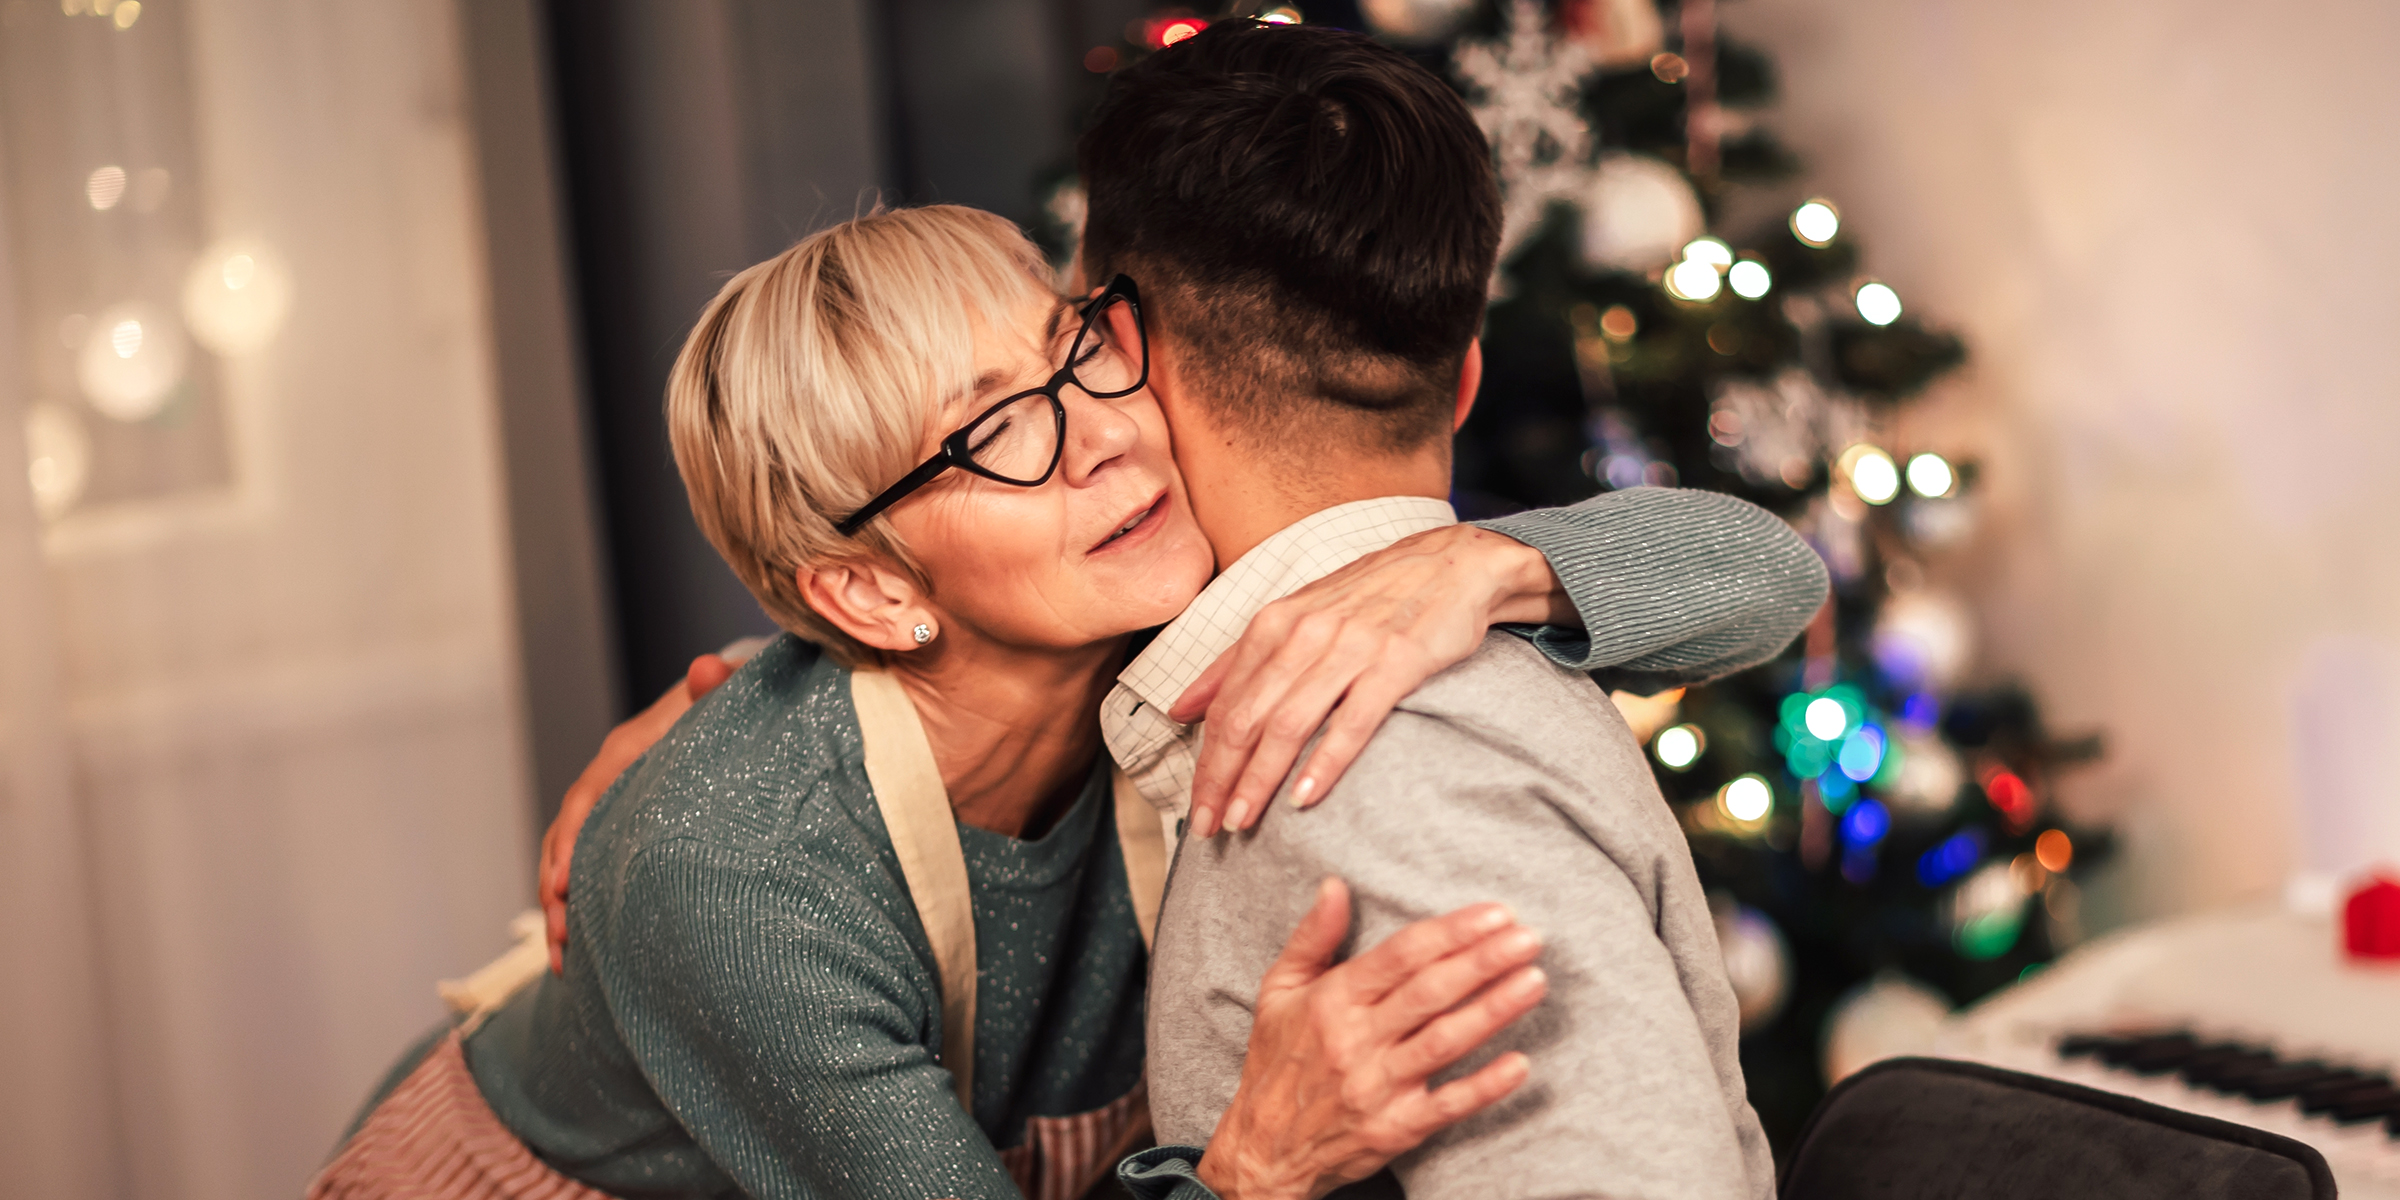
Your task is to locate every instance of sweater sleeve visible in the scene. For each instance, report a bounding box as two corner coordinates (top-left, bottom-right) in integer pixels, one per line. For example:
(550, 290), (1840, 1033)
(1472, 486), (1828, 689)
(1117, 1145), (1222, 1199)
(598, 837), (1017, 1200)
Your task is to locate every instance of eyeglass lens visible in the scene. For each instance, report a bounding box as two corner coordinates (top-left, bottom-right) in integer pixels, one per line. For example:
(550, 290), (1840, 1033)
(1066, 293), (1143, 398)
(958, 293), (1143, 483)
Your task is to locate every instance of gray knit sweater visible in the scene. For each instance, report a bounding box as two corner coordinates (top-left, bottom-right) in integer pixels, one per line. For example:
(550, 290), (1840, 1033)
(415, 486), (1824, 1199)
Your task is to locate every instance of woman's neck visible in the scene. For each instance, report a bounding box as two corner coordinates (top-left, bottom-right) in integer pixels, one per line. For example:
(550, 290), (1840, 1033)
(887, 633), (1126, 839)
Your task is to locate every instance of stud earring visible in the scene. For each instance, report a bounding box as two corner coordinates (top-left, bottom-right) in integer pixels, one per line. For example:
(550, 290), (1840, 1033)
(912, 623), (933, 645)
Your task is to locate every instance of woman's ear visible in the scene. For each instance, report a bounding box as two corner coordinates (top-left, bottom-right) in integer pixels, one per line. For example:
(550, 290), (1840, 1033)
(797, 560), (939, 653)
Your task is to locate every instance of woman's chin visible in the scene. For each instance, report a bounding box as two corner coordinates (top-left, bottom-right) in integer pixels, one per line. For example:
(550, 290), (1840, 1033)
(1100, 546), (1214, 634)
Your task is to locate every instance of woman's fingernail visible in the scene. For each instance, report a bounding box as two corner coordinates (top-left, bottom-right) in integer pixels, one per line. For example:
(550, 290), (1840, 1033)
(1470, 905), (1512, 934)
(1193, 809), (1219, 839)
(1292, 776), (1318, 806)
(1225, 799), (1252, 830)
(1499, 927), (1542, 956)
(1513, 967), (1548, 994)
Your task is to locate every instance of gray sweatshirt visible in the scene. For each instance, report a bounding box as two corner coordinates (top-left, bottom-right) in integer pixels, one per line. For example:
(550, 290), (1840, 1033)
(1144, 633), (1777, 1200)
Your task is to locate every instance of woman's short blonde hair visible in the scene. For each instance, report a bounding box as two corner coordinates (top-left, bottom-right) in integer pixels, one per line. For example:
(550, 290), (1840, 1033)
(666, 205), (1058, 663)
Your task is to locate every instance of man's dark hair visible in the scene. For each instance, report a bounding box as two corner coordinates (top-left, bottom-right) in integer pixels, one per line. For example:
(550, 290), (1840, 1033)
(1078, 19), (1501, 453)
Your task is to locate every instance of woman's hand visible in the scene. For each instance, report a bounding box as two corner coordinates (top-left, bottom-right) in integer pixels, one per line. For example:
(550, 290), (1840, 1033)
(1198, 879), (1548, 1200)
(541, 653), (739, 973)
(1173, 524), (1577, 837)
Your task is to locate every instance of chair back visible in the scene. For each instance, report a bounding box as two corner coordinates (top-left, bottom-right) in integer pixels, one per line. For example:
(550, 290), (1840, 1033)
(1781, 1057), (2335, 1200)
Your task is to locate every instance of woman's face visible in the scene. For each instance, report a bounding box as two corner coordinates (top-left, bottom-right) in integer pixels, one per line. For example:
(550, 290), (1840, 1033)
(883, 288), (1215, 653)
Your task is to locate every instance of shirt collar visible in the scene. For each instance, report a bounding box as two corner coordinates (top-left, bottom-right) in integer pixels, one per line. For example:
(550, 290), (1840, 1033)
(1114, 495), (1459, 720)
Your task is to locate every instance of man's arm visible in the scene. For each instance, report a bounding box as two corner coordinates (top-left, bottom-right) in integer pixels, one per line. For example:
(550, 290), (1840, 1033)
(1148, 646), (1774, 1200)
(1176, 488), (1826, 834)
(1475, 485), (1829, 689)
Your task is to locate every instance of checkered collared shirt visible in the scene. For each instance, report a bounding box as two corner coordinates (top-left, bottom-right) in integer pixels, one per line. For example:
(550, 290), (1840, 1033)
(1099, 496), (1457, 841)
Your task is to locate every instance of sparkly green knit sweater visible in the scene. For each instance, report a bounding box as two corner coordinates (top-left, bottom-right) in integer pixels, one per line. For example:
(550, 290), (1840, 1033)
(432, 487), (1826, 1200)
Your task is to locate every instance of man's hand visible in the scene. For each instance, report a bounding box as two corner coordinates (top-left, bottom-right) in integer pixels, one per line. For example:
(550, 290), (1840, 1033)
(1198, 878), (1547, 1200)
(1173, 524), (1575, 837)
(541, 653), (738, 974)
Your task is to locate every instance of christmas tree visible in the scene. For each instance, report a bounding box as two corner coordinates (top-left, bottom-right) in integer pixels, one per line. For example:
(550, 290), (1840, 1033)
(1064, 0), (2109, 1155)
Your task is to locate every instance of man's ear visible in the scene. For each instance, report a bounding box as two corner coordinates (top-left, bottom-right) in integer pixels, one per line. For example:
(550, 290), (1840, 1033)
(797, 559), (939, 654)
(1453, 339), (1483, 431)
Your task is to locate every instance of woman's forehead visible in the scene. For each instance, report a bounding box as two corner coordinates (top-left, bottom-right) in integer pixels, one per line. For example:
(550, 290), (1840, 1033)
(962, 294), (1076, 400)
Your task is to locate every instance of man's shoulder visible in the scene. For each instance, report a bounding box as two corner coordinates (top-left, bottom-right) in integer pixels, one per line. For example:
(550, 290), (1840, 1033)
(1388, 631), (1640, 764)
(1302, 630), (1673, 851)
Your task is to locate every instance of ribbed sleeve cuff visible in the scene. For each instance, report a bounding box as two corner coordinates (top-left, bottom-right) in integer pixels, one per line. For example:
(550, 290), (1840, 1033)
(1117, 1145), (1221, 1199)
(1473, 487), (1828, 683)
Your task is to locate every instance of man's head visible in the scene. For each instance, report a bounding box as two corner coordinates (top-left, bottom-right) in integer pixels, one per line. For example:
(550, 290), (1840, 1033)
(1078, 20), (1500, 468)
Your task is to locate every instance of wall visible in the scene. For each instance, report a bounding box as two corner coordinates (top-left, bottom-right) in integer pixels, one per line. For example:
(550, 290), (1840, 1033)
(1730, 0), (2400, 922)
(0, 2), (537, 1197)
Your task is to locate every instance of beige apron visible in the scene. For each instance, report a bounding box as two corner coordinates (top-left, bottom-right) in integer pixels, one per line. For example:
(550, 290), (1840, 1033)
(851, 666), (1168, 1109)
(314, 666), (1169, 1200)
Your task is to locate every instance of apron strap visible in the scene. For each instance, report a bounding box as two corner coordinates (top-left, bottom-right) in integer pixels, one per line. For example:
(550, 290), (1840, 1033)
(853, 668), (1178, 1114)
(1112, 768), (1168, 950)
(852, 667), (979, 1112)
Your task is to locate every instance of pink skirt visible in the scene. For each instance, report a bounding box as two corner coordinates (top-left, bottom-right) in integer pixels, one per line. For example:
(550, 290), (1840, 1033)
(307, 1033), (614, 1200)
(312, 1030), (1150, 1200)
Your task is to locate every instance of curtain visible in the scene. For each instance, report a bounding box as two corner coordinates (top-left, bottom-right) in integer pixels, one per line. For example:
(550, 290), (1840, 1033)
(0, 3), (536, 1197)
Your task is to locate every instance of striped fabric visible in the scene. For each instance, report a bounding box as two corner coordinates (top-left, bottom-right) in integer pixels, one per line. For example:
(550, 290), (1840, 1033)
(308, 1033), (615, 1200)
(996, 1082), (1153, 1200)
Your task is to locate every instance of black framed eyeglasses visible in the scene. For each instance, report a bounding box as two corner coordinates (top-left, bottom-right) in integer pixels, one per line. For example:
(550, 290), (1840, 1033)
(835, 274), (1149, 537)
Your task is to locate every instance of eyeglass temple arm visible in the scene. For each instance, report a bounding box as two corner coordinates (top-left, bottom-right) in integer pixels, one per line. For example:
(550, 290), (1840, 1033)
(835, 452), (957, 537)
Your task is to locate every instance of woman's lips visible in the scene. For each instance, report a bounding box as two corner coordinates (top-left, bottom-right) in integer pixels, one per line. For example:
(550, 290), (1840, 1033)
(1091, 491), (1168, 554)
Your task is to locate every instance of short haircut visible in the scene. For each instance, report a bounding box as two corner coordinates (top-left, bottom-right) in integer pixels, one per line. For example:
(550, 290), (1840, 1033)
(666, 205), (1057, 664)
(1078, 19), (1500, 454)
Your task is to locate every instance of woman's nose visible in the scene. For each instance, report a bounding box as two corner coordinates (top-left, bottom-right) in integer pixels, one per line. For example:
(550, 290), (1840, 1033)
(1058, 389), (1140, 483)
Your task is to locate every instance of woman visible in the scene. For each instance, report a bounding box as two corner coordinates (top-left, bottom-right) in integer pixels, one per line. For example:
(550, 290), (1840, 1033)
(318, 206), (1793, 1200)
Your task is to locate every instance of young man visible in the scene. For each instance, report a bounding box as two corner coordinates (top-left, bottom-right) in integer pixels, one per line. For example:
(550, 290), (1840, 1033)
(1083, 22), (1789, 1200)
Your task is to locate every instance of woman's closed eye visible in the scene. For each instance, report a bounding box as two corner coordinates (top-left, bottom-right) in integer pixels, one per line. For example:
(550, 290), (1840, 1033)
(968, 417), (1012, 456)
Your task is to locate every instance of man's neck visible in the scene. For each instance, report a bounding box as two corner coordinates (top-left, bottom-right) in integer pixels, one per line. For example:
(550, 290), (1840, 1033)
(1184, 435), (1451, 567)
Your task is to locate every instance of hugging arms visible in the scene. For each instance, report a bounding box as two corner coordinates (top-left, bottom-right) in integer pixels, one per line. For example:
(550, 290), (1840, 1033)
(322, 20), (1824, 1200)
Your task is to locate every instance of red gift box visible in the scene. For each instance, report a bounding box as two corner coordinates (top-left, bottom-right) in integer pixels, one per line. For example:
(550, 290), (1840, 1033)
(2346, 873), (2400, 960)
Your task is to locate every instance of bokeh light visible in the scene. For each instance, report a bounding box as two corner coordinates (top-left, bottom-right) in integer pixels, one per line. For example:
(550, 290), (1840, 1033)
(1599, 304), (1638, 341)
(2035, 828), (2074, 873)
(1681, 237), (1733, 269)
(1981, 766), (2036, 832)
(1951, 861), (2028, 959)
(183, 238), (294, 356)
(25, 403), (90, 518)
(1840, 443), (1900, 504)
(1257, 5), (1301, 23)
(1855, 281), (1902, 326)
(1916, 828), (1985, 888)
(1839, 798), (1889, 849)
(1720, 774), (1773, 823)
(1727, 259), (1771, 299)
(1835, 725), (1886, 782)
(77, 301), (184, 421)
(1905, 451), (1955, 498)
(1654, 723), (1704, 770)
(86, 164), (127, 210)
(1804, 696), (1849, 741)
(1791, 198), (1839, 246)
(1144, 15), (1206, 47)
(1665, 257), (1722, 301)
